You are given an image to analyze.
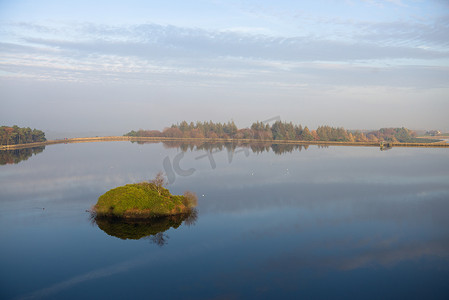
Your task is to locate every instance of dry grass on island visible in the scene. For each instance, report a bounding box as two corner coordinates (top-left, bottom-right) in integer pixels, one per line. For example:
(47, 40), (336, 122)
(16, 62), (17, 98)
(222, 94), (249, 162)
(92, 172), (197, 219)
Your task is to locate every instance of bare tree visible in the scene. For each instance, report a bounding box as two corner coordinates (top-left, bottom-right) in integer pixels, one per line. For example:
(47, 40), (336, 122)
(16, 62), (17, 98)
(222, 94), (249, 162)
(151, 171), (167, 195)
(183, 191), (198, 208)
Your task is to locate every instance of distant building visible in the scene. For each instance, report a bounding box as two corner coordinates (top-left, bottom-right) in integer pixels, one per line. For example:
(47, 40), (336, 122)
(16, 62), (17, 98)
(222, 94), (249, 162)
(426, 130), (441, 136)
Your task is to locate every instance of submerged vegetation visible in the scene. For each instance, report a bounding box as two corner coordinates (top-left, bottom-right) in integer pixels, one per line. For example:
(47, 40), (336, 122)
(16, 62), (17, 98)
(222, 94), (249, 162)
(93, 172), (197, 219)
(125, 120), (440, 144)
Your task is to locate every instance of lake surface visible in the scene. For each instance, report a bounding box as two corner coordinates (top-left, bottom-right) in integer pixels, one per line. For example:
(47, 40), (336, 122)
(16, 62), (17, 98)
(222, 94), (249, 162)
(1, 142), (448, 299)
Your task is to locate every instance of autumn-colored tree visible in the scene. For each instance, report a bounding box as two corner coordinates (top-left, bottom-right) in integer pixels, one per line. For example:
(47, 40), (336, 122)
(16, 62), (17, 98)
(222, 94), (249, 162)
(348, 132), (355, 142)
(4, 127), (14, 146)
(240, 128), (255, 139)
(301, 127), (314, 141)
(183, 191), (198, 208)
(163, 127), (183, 138)
(368, 135), (378, 142)
(207, 131), (218, 139)
(190, 128), (205, 138)
(234, 131), (244, 139)
(353, 131), (367, 142)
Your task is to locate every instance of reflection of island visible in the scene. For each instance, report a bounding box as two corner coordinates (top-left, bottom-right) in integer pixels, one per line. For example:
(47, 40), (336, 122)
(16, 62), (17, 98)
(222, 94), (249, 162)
(94, 209), (197, 246)
(0, 146), (45, 165)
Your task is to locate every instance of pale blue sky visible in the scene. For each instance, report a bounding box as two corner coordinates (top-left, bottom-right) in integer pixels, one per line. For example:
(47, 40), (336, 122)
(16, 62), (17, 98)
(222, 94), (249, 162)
(1, 0), (448, 136)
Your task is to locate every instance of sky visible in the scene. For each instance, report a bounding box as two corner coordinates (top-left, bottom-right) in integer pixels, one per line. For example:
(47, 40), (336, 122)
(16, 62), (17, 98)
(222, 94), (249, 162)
(0, 0), (448, 137)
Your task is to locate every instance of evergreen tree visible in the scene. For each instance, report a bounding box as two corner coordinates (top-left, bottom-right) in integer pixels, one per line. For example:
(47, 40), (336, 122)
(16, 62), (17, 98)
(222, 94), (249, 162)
(301, 127), (314, 141)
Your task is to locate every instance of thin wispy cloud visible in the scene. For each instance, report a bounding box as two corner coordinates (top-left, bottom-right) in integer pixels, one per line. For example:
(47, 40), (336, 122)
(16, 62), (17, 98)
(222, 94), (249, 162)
(0, 0), (448, 132)
(1, 20), (448, 86)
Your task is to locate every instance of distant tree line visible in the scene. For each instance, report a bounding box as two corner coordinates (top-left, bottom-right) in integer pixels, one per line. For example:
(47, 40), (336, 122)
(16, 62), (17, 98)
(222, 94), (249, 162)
(124, 121), (427, 143)
(364, 127), (417, 143)
(0, 126), (46, 146)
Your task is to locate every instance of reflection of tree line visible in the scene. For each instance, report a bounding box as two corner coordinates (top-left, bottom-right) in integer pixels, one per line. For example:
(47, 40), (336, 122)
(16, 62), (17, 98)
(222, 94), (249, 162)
(0, 141), (326, 165)
(93, 209), (198, 246)
(0, 146), (45, 165)
(132, 140), (328, 154)
(167, 141), (330, 154)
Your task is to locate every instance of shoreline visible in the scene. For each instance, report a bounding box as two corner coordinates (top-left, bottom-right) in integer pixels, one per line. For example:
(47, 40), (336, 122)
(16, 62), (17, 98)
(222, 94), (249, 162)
(1, 136), (448, 150)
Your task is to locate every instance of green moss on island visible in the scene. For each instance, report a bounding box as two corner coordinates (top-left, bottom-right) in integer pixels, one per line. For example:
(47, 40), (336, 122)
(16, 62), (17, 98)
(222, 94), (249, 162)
(93, 182), (197, 219)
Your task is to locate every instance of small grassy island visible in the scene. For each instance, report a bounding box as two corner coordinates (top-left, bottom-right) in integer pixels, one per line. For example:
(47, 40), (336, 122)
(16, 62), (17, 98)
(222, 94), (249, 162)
(93, 172), (197, 219)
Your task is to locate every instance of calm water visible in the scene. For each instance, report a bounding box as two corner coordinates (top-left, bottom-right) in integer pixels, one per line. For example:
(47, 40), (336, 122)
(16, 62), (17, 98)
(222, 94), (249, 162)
(1, 142), (448, 299)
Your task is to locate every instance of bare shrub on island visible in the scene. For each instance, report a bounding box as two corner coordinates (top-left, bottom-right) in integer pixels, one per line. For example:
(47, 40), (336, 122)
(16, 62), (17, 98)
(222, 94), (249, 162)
(150, 171), (167, 195)
(183, 191), (198, 208)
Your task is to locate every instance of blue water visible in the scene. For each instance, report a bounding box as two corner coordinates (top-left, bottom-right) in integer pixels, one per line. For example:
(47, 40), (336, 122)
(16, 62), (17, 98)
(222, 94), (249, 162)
(1, 142), (448, 299)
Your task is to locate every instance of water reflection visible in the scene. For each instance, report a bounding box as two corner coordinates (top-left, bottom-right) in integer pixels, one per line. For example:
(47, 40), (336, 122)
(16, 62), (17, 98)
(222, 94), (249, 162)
(93, 209), (198, 246)
(158, 140), (312, 154)
(1, 142), (448, 299)
(130, 140), (316, 154)
(0, 140), (366, 168)
(0, 146), (45, 165)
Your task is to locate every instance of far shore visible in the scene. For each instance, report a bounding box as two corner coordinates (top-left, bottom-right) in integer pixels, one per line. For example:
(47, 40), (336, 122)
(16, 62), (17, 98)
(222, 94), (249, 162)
(1, 136), (449, 150)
